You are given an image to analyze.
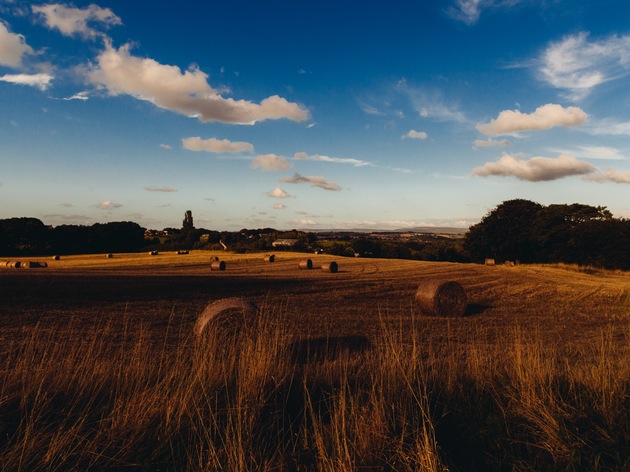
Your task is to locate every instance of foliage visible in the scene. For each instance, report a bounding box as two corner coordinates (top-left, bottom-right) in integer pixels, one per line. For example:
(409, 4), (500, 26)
(464, 199), (629, 270)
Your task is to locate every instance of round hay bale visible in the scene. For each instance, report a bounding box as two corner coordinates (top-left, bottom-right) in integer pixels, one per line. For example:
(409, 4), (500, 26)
(321, 261), (338, 273)
(149, 250), (159, 255)
(13, 261), (22, 269)
(40, 261), (47, 268)
(504, 261), (515, 267)
(195, 297), (258, 339)
(264, 254), (275, 263)
(298, 259), (313, 270)
(210, 256), (220, 262)
(211, 260), (226, 271)
(177, 250), (189, 255)
(52, 255), (60, 261)
(484, 258), (495, 266)
(415, 280), (467, 317)
(106, 253), (113, 258)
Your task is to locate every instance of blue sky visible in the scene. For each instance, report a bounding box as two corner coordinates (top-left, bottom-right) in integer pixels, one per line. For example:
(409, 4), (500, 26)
(1, 0), (629, 231)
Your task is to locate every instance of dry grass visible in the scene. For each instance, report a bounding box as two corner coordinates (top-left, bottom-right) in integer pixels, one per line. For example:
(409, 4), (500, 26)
(0, 251), (628, 470)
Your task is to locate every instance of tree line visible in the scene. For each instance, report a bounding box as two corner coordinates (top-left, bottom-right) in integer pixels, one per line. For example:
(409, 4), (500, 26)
(463, 199), (630, 270)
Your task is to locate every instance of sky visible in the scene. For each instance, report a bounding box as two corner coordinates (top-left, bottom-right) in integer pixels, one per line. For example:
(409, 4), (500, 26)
(1, 0), (629, 231)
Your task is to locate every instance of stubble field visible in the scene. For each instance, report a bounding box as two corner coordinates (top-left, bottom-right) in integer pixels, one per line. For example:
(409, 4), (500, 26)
(1, 251), (628, 471)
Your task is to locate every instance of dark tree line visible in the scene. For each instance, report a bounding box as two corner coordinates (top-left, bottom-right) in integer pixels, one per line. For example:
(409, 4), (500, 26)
(464, 199), (630, 270)
(0, 218), (145, 256)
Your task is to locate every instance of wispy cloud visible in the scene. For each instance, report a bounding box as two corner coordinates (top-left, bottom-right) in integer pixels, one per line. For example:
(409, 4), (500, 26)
(447, 0), (529, 25)
(473, 137), (511, 148)
(145, 186), (177, 192)
(477, 103), (587, 136)
(63, 91), (89, 101)
(473, 153), (596, 181)
(0, 73), (53, 90)
(548, 146), (626, 160)
(586, 118), (630, 136)
(251, 154), (292, 171)
(539, 32), (630, 100)
(397, 80), (467, 123)
(159, 143), (172, 150)
(0, 21), (33, 68)
(87, 43), (308, 125)
(182, 136), (254, 153)
(586, 169), (630, 184)
(293, 152), (373, 167)
(280, 173), (342, 191)
(273, 203), (286, 210)
(403, 130), (428, 140)
(32, 3), (122, 40)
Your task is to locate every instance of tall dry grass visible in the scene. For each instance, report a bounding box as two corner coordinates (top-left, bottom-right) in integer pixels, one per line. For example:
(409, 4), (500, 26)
(0, 305), (628, 471)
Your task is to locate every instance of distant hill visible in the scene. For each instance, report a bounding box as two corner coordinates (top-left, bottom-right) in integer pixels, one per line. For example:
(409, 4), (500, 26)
(306, 226), (468, 235)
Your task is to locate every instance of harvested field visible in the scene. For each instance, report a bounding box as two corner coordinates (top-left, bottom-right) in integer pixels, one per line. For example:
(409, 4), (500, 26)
(0, 251), (628, 470)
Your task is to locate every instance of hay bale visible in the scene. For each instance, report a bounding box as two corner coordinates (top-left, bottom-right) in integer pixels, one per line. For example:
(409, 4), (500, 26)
(195, 297), (258, 339)
(504, 261), (515, 267)
(415, 280), (467, 317)
(321, 261), (338, 273)
(210, 256), (220, 262)
(298, 259), (313, 270)
(211, 260), (226, 271)
(484, 258), (495, 266)
(149, 250), (159, 255)
(52, 255), (60, 261)
(264, 254), (275, 263)
(177, 250), (189, 255)
(106, 253), (113, 258)
(22, 261), (44, 268)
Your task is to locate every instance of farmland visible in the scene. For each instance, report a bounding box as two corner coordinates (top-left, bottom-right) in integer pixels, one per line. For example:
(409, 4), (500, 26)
(1, 251), (628, 470)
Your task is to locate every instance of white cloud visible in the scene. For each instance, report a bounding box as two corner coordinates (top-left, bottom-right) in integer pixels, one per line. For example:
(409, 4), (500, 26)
(280, 173), (342, 191)
(159, 143), (172, 150)
(586, 169), (630, 184)
(473, 137), (511, 148)
(587, 119), (630, 136)
(539, 32), (630, 100)
(403, 129), (428, 140)
(251, 154), (292, 171)
(447, 0), (484, 24)
(96, 200), (122, 209)
(473, 153), (596, 181)
(273, 203), (286, 210)
(182, 136), (254, 153)
(87, 43), (308, 125)
(32, 3), (122, 39)
(0, 21), (33, 67)
(145, 186), (177, 192)
(267, 187), (291, 198)
(292, 152), (372, 167)
(63, 91), (89, 101)
(0, 73), (53, 90)
(477, 103), (587, 136)
(549, 146), (625, 160)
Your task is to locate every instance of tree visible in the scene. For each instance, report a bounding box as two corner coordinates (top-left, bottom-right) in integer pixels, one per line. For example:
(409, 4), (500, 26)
(464, 199), (543, 263)
(180, 210), (195, 247)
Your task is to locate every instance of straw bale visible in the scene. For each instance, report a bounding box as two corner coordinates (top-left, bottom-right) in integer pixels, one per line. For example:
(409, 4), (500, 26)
(195, 297), (258, 339)
(177, 250), (189, 254)
(415, 280), (467, 317)
(52, 255), (60, 261)
(106, 253), (113, 258)
(484, 258), (495, 266)
(210, 256), (220, 261)
(264, 254), (275, 263)
(504, 261), (515, 267)
(321, 261), (338, 273)
(211, 260), (226, 271)
(298, 259), (313, 270)
(149, 250), (159, 255)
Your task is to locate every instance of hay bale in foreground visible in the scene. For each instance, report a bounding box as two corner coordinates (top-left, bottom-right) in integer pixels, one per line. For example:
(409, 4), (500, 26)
(415, 280), (467, 317)
(195, 297), (259, 339)
(485, 258), (495, 266)
(264, 254), (275, 263)
(299, 259), (313, 270)
(321, 261), (338, 273)
(210, 260), (226, 271)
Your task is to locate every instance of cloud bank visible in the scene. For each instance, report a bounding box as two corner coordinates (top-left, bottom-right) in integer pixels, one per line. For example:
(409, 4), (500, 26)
(0, 22), (33, 67)
(473, 153), (595, 181)
(477, 103), (587, 136)
(87, 44), (308, 125)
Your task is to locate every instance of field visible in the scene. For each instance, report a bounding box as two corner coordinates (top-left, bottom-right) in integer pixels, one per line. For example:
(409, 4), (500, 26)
(1, 251), (629, 471)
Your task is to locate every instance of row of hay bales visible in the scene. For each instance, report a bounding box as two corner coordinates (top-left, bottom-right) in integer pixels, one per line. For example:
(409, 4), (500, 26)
(3, 260), (48, 269)
(207, 255), (339, 273)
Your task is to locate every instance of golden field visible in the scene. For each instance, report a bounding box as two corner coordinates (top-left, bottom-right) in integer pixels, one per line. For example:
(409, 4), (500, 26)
(0, 251), (628, 470)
